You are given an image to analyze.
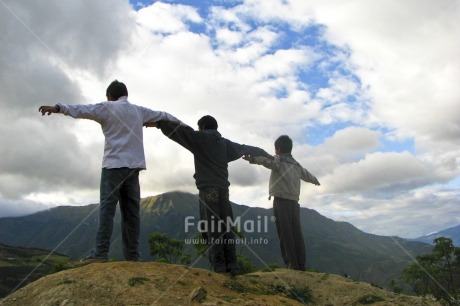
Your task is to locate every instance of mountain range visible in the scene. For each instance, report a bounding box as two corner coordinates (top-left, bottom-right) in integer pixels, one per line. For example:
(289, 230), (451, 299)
(0, 191), (434, 289)
(411, 225), (460, 246)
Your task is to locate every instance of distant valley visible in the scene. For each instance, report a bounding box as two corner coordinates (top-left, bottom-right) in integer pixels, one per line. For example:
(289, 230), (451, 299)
(0, 244), (69, 298)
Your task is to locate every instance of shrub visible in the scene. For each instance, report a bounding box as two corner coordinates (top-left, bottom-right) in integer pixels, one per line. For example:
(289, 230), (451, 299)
(49, 260), (70, 274)
(236, 254), (257, 275)
(355, 294), (385, 304)
(287, 284), (314, 304)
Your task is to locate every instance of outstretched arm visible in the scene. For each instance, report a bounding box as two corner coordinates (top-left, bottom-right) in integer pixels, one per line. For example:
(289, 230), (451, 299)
(243, 154), (278, 170)
(226, 140), (271, 163)
(301, 168), (320, 186)
(147, 120), (197, 153)
(142, 107), (183, 126)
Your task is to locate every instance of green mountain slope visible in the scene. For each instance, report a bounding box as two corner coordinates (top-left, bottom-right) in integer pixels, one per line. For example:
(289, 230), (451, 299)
(0, 244), (69, 298)
(0, 191), (432, 289)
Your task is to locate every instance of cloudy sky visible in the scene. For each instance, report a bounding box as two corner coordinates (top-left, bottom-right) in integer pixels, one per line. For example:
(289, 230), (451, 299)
(1, 0), (459, 238)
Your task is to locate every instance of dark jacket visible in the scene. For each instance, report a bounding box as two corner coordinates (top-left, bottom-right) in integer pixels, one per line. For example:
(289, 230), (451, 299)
(158, 121), (270, 189)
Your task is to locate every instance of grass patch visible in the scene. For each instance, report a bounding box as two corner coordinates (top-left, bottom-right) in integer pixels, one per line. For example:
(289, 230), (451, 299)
(223, 279), (246, 293)
(261, 263), (280, 272)
(59, 279), (75, 285)
(222, 296), (234, 302)
(354, 294), (385, 304)
(190, 287), (207, 303)
(268, 284), (287, 295)
(266, 283), (313, 304)
(286, 284), (314, 304)
(128, 277), (149, 287)
(49, 260), (71, 274)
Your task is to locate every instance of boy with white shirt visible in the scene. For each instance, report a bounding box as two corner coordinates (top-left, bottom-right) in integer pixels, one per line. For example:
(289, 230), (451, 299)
(39, 80), (181, 263)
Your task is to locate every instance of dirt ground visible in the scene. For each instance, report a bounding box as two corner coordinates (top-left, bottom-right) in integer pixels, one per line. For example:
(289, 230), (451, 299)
(0, 262), (442, 305)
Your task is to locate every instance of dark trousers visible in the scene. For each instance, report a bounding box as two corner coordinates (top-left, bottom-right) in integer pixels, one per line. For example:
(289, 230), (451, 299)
(94, 168), (140, 261)
(199, 187), (237, 274)
(273, 197), (306, 270)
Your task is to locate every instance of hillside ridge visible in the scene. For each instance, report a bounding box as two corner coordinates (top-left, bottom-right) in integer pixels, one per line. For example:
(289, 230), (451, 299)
(0, 262), (441, 306)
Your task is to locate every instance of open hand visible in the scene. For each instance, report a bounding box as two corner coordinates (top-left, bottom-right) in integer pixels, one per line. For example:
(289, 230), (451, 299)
(39, 106), (58, 116)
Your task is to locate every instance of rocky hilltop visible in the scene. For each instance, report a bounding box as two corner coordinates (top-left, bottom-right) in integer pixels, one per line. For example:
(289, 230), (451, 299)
(0, 262), (440, 306)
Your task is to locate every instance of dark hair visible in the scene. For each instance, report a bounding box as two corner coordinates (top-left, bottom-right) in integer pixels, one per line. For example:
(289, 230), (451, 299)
(106, 80), (128, 100)
(197, 115), (218, 130)
(275, 135), (293, 154)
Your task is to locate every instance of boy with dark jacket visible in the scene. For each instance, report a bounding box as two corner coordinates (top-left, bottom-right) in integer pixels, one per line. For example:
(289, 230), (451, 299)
(243, 135), (320, 271)
(148, 115), (270, 275)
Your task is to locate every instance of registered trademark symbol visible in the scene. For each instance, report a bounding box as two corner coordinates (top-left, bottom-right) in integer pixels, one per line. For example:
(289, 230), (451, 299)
(270, 216), (276, 222)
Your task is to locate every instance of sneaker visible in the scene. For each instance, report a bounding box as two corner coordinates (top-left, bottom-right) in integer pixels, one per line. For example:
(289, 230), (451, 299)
(214, 266), (227, 274)
(226, 264), (238, 277)
(227, 267), (238, 277)
(69, 256), (107, 267)
(79, 257), (108, 264)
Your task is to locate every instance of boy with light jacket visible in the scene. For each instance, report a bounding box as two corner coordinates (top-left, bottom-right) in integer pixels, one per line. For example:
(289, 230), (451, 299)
(243, 135), (320, 271)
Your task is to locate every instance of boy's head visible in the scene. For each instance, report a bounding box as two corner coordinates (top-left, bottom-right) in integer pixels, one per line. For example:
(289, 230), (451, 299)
(106, 80), (128, 101)
(275, 135), (292, 154)
(198, 115), (218, 131)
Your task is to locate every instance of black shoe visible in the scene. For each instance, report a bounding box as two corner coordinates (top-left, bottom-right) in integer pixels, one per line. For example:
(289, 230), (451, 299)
(227, 268), (238, 276)
(226, 264), (238, 276)
(214, 266), (227, 274)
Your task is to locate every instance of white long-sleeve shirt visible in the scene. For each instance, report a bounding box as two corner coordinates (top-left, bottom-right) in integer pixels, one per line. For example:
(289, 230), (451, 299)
(57, 96), (180, 170)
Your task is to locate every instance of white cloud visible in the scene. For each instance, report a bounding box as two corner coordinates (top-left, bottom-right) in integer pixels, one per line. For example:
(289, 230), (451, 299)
(234, 0), (314, 30)
(313, 126), (380, 163)
(311, 188), (460, 238)
(311, 0), (460, 143)
(137, 2), (202, 33)
(215, 28), (243, 46)
(320, 151), (430, 195)
(0, 197), (52, 218)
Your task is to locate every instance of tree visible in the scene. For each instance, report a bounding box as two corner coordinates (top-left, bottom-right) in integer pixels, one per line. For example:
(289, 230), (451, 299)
(148, 232), (188, 264)
(433, 237), (456, 293)
(403, 237), (459, 304)
(403, 254), (437, 296)
(388, 279), (402, 294)
(192, 232), (210, 260)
